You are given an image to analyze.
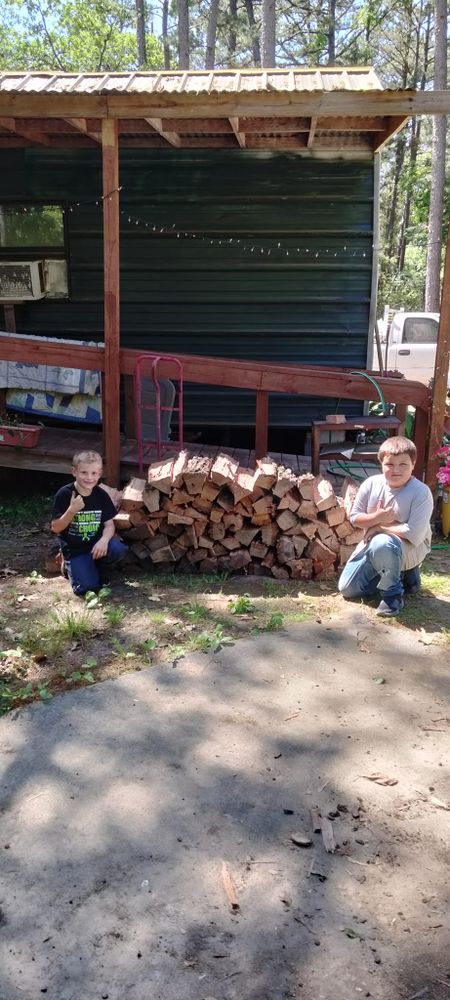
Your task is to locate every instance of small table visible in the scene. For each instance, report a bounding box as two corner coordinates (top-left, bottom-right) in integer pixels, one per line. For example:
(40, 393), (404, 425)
(311, 415), (401, 475)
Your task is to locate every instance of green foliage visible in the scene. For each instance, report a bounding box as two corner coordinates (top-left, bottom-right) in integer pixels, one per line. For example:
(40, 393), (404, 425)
(227, 595), (255, 615)
(103, 603), (126, 626)
(0, 0), (164, 71)
(190, 625), (234, 653)
(84, 586), (111, 609)
(0, 678), (51, 714)
(179, 601), (210, 623)
(0, 493), (51, 526)
(263, 611), (285, 631)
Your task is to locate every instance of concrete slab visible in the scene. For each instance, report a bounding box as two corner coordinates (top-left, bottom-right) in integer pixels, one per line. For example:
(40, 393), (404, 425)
(0, 606), (449, 1000)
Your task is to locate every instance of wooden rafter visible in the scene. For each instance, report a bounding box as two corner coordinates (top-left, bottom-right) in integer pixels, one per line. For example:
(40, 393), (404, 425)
(65, 117), (101, 143)
(145, 117), (181, 146)
(373, 115), (410, 152)
(0, 116), (50, 145)
(229, 116), (246, 148)
(308, 116), (317, 147)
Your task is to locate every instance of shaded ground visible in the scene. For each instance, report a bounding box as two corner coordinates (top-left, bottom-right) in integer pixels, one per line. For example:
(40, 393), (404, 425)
(0, 489), (449, 999)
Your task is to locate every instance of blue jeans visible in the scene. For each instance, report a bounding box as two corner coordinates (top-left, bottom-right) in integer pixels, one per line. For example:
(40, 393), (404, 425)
(65, 537), (128, 596)
(338, 533), (403, 601)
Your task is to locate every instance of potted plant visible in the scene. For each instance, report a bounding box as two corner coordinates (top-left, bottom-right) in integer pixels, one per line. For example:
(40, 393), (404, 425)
(436, 443), (450, 536)
(0, 412), (42, 448)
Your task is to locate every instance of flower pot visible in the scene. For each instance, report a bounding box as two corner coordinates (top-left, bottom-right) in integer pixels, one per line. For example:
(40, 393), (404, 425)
(442, 489), (450, 537)
(0, 423), (42, 448)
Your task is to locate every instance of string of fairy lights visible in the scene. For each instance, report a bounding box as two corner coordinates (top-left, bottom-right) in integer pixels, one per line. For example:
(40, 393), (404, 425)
(7, 191), (442, 260)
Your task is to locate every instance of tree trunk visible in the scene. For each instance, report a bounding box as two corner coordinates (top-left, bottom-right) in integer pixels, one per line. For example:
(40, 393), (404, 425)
(228, 0), (237, 62)
(205, 0), (220, 69)
(425, 0), (447, 311)
(244, 0), (261, 65)
(327, 0), (336, 64)
(162, 0), (171, 69)
(177, 0), (190, 70)
(261, 0), (276, 66)
(135, 0), (147, 67)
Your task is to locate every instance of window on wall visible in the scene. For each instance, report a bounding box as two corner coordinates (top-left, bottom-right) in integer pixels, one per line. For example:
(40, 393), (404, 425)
(0, 204), (65, 249)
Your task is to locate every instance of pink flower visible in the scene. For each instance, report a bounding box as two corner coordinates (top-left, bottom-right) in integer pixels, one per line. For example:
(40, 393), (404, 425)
(437, 466), (450, 486)
(435, 445), (450, 458)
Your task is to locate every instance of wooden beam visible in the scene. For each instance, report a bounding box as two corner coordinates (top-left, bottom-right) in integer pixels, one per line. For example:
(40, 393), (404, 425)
(229, 117), (246, 147)
(425, 217), (450, 488)
(308, 116), (317, 148)
(236, 116), (309, 133)
(373, 115), (410, 153)
(145, 117), (181, 146)
(161, 117), (233, 132)
(316, 115), (386, 131)
(1, 89), (450, 122)
(0, 117), (50, 146)
(65, 117), (101, 143)
(102, 118), (121, 486)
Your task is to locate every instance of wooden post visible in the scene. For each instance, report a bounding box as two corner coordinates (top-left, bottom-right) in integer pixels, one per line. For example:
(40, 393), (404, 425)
(413, 406), (429, 479)
(0, 303), (18, 412)
(102, 118), (121, 485)
(255, 389), (268, 458)
(425, 217), (450, 488)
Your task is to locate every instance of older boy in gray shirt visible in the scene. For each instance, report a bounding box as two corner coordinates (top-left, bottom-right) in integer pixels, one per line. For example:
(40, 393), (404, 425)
(338, 436), (433, 617)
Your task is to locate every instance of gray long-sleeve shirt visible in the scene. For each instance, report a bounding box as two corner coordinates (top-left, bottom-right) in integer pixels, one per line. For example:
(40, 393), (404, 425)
(349, 474), (433, 570)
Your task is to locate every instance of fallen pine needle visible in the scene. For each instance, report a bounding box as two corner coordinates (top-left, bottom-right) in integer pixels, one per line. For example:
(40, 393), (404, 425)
(221, 861), (240, 910)
(284, 712), (300, 722)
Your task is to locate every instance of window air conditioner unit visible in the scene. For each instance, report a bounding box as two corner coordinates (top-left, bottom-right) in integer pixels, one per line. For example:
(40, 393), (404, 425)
(0, 261), (46, 300)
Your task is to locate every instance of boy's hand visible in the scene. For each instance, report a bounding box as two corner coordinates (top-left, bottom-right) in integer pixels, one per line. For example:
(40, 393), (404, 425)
(375, 502), (396, 526)
(70, 492), (85, 514)
(92, 538), (108, 560)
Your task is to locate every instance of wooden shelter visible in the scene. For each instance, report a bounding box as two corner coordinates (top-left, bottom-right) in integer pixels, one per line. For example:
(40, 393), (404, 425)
(0, 69), (449, 484)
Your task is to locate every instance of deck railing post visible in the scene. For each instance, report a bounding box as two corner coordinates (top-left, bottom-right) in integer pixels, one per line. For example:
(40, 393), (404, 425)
(255, 389), (268, 459)
(102, 118), (121, 485)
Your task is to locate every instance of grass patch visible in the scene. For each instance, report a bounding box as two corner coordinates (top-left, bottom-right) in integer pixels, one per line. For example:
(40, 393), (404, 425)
(179, 601), (211, 623)
(421, 572), (450, 598)
(103, 604), (126, 627)
(0, 494), (52, 526)
(22, 607), (96, 658)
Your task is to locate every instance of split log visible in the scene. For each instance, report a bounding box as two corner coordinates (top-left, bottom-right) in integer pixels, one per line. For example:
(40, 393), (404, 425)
(182, 455), (212, 495)
(313, 475), (337, 512)
(254, 459), (278, 490)
(121, 478), (146, 511)
(210, 453), (239, 487)
(223, 512), (244, 533)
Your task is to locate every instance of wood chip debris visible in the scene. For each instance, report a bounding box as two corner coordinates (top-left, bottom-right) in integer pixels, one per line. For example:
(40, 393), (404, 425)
(290, 832), (312, 848)
(310, 807), (322, 833)
(361, 773), (398, 786)
(221, 861), (240, 910)
(319, 815), (336, 853)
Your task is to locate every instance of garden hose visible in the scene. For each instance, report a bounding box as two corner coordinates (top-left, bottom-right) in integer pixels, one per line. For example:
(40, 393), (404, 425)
(349, 371), (388, 416)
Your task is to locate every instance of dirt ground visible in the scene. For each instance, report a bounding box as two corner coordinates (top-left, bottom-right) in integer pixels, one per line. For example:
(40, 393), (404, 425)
(0, 492), (449, 1000)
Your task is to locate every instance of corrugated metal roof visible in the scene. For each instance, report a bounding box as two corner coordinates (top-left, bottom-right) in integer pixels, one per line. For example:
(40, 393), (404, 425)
(0, 67), (383, 97)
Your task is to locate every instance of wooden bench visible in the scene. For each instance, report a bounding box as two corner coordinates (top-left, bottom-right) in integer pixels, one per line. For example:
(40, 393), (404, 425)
(311, 415), (402, 475)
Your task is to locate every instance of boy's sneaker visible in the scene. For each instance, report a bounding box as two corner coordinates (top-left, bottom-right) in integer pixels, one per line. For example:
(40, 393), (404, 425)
(402, 567), (421, 596)
(376, 596), (404, 617)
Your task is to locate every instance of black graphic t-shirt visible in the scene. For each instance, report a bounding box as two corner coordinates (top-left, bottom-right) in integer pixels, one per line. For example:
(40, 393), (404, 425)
(52, 483), (116, 559)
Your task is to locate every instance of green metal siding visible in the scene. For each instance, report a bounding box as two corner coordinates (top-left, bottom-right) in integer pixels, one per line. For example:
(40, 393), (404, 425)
(1, 148), (373, 426)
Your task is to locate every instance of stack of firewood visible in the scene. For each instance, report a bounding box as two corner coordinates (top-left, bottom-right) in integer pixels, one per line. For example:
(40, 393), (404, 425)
(113, 451), (362, 579)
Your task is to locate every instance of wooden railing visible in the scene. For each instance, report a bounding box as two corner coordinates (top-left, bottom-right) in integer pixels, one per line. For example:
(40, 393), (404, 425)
(0, 335), (432, 483)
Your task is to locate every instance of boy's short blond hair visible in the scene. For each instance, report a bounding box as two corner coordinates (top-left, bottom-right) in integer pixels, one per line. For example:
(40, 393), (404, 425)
(377, 436), (416, 464)
(72, 450), (103, 468)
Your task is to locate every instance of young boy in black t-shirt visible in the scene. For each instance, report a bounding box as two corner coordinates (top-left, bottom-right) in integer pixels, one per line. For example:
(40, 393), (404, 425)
(51, 450), (127, 596)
